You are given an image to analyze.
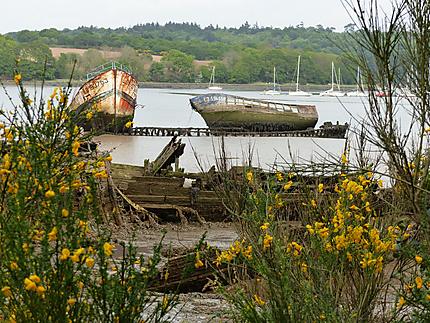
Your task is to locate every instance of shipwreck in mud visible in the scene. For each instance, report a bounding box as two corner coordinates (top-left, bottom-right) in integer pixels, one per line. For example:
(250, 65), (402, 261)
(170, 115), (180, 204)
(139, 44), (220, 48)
(190, 93), (319, 132)
(70, 61), (138, 133)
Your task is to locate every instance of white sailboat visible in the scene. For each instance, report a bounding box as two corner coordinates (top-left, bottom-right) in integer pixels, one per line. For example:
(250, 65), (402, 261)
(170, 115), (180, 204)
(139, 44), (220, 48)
(289, 55), (311, 96)
(208, 66), (222, 90)
(263, 67), (281, 95)
(347, 66), (367, 97)
(320, 62), (345, 97)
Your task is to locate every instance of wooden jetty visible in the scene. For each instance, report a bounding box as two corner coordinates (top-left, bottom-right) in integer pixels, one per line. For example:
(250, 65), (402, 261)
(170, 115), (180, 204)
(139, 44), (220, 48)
(122, 122), (348, 139)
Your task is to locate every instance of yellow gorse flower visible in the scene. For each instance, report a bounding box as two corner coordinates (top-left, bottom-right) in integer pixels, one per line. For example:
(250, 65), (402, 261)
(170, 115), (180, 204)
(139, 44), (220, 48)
(62, 208), (69, 217)
(24, 278), (37, 291)
(253, 294), (265, 306)
(194, 252), (204, 269)
(263, 233), (273, 250)
(60, 248), (71, 261)
(10, 262), (18, 270)
(29, 274), (41, 284)
(45, 190), (55, 199)
(246, 171), (253, 182)
(36, 285), (46, 296)
(94, 170), (108, 179)
(1, 286), (12, 298)
(311, 199), (317, 208)
(103, 242), (114, 256)
(14, 74), (21, 85)
(260, 222), (270, 231)
(48, 227), (58, 241)
(416, 276), (423, 289)
(86, 257), (95, 268)
(72, 141), (80, 156)
(397, 296), (406, 309)
(341, 152), (348, 164)
(283, 180), (293, 190)
(67, 298), (77, 306)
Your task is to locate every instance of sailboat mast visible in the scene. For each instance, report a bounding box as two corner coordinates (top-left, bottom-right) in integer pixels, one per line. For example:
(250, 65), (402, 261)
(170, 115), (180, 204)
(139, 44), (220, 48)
(213, 66), (216, 85)
(331, 62), (335, 91)
(296, 56), (301, 92)
(273, 67), (276, 91)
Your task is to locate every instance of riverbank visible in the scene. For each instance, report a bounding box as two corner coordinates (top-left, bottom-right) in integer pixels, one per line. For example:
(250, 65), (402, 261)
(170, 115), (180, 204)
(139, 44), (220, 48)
(2, 79), (357, 92)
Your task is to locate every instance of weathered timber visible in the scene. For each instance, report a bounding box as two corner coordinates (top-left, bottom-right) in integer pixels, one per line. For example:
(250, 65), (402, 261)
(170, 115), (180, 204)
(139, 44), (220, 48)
(110, 163), (346, 222)
(114, 185), (159, 225)
(136, 203), (205, 224)
(110, 164), (226, 221)
(122, 122), (348, 139)
(144, 135), (186, 175)
(150, 248), (226, 293)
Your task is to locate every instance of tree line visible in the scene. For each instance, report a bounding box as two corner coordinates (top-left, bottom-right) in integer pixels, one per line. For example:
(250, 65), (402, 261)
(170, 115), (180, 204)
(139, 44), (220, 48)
(0, 23), (361, 84)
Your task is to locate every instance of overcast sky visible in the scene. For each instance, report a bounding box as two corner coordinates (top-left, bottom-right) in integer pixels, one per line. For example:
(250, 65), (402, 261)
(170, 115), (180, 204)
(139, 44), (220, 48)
(1, 0), (393, 34)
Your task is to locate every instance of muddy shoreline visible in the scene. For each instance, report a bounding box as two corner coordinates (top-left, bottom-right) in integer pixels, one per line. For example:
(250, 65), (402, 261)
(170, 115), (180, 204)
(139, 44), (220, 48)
(112, 222), (238, 322)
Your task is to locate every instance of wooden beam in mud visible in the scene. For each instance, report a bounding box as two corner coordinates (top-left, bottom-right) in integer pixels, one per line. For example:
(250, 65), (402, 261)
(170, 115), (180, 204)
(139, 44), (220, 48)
(144, 136), (186, 175)
(150, 249), (226, 293)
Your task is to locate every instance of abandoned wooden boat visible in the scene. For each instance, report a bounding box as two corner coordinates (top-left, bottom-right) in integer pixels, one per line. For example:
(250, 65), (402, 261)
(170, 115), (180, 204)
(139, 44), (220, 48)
(190, 93), (318, 132)
(70, 61), (138, 133)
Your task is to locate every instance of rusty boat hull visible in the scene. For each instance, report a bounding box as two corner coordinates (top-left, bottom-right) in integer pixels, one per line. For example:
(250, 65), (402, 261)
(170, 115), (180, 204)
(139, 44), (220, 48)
(190, 93), (318, 132)
(71, 62), (138, 133)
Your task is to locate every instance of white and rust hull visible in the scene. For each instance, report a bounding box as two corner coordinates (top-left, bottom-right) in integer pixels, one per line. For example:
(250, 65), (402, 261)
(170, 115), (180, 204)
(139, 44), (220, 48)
(190, 94), (318, 132)
(71, 66), (138, 133)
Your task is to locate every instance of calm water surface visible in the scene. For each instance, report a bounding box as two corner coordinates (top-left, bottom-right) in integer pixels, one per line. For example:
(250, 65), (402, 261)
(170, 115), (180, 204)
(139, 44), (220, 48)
(0, 86), (412, 172)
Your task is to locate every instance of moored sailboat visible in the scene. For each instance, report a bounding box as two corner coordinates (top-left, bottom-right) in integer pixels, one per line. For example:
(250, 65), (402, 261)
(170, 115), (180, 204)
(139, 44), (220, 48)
(263, 67), (281, 95)
(289, 55), (311, 96)
(347, 66), (367, 97)
(320, 62), (345, 97)
(208, 66), (222, 90)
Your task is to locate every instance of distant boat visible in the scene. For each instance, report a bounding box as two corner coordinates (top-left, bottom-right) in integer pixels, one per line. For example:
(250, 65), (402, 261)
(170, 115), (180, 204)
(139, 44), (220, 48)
(396, 87), (415, 98)
(289, 55), (311, 97)
(263, 67), (281, 95)
(208, 66), (222, 90)
(347, 66), (367, 97)
(320, 62), (345, 97)
(190, 93), (318, 132)
(70, 61), (138, 133)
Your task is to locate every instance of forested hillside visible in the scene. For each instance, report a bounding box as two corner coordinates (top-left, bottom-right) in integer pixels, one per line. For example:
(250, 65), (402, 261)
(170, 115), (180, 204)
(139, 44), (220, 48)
(0, 23), (358, 84)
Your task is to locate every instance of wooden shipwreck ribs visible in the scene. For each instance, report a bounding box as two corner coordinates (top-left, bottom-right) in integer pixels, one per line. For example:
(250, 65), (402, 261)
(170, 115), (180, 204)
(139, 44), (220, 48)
(123, 121), (349, 138)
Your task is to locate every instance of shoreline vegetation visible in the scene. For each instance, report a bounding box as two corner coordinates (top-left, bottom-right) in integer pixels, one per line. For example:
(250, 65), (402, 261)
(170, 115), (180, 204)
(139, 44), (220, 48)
(1, 79), (357, 92)
(0, 23), (359, 85)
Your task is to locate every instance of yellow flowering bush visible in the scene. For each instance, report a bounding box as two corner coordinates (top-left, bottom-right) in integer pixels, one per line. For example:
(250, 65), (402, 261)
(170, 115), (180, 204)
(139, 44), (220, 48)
(214, 165), (407, 322)
(0, 76), (176, 322)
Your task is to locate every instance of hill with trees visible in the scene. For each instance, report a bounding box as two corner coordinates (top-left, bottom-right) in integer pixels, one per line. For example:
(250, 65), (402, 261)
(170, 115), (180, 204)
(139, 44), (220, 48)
(0, 22), (358, 84)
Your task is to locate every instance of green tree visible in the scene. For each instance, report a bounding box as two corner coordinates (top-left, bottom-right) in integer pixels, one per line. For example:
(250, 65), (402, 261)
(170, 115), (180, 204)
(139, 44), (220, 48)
(149, 62), (165, 82)
(0, 35), (18, 78)
(161, 49), (195, 82)
(118, 46), (152, 81)
(18, 41), (56, 80)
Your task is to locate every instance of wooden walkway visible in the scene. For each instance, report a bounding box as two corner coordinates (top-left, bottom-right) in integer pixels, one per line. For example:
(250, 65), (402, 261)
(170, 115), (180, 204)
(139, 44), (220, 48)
(123, 123), (348, 139)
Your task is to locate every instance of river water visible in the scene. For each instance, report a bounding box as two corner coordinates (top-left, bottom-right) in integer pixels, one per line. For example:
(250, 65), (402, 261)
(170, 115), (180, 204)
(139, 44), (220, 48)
(0, 86), (412, 172)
